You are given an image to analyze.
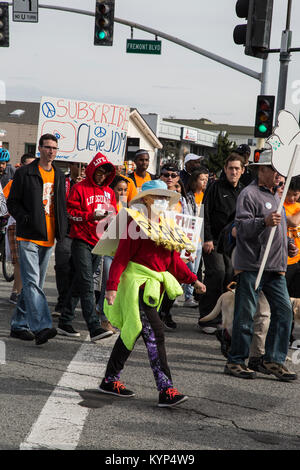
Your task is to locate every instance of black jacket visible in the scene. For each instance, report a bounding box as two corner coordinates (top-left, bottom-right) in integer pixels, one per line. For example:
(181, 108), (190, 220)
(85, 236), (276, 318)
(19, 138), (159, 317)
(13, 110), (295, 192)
(7, 159), (67, 242)
(203, 177), (243, 242)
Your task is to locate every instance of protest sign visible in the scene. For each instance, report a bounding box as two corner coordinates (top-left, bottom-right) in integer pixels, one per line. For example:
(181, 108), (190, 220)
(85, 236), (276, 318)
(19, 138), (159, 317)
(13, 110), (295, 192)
(36, 96), (130, 164)
(92, 208), (196, 257)
(165, 211), (203, 259)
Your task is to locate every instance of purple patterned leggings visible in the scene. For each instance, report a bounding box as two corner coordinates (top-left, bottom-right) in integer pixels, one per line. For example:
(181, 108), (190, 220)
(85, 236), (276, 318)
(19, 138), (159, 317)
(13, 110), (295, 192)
(104, 293), (173, 391)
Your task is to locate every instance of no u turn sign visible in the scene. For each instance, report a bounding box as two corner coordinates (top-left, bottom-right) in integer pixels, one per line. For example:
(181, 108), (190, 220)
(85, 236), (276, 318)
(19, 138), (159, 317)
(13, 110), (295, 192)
(13, 0), (38, 23)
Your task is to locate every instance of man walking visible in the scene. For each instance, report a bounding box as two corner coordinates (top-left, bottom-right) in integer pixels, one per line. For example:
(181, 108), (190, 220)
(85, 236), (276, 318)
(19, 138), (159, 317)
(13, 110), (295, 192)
(7, 134), (67, 345)
(199, 153), (244, 333)
(225, 147), (297, 381)
(57, 152), (117, 341)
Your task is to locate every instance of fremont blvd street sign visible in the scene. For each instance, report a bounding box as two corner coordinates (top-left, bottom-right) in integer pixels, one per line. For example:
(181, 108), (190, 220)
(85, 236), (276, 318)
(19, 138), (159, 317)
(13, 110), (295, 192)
(126, 39), (162, 55)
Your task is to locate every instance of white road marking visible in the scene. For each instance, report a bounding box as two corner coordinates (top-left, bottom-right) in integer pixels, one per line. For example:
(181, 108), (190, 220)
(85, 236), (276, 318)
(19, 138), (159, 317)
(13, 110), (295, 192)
(20, 334), (117, 450)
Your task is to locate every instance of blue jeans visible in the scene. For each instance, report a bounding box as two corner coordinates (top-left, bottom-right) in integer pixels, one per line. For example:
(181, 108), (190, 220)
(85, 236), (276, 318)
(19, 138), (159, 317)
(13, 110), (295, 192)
(11, 241), (53, 333)
(58, 238), (101, 335)
(183, 245), (202, 300)
(96, 255), (113, 321)
(228, 271), (292, 365)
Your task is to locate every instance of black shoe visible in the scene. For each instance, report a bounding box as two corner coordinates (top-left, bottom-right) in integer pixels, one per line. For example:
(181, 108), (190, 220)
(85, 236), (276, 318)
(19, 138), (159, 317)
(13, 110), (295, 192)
(248, 356), (270, 375)
(57, 325), (80, 337)
(215, 328), (231, 359)
(35, 328), (57, 345)
(98, 379), (135, 397)
(158, 388), (188, 408)
(10, 329), (35, 341)
(162, 314), (177, 330)
(90, 328), (113, 342)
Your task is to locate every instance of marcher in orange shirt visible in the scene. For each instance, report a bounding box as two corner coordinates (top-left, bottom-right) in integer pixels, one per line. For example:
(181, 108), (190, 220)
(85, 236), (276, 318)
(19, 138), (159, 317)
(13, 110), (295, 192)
(114, 164), (137, 203)
(7, 134), (68, 345)
(284, 176), (300, 298)
(127, 149), (154, 192)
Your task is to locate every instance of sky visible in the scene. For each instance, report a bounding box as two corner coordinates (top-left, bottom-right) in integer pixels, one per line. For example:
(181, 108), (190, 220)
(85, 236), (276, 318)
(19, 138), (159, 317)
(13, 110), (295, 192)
(1, 0), (300, 126)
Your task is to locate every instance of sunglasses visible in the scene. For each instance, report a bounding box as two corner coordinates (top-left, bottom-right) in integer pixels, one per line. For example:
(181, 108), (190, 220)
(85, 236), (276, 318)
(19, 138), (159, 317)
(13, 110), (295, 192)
(161, 172), (178, 178)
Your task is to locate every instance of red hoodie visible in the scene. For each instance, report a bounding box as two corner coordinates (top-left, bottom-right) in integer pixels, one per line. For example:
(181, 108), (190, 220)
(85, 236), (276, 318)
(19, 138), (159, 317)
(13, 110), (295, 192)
(67, 153), (117, 246)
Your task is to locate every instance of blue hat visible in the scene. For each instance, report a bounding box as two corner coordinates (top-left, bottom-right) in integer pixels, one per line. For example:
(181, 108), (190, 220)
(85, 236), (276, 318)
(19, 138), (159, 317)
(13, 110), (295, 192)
(129, 179), (180, 207)
(0, 148), (10, 162)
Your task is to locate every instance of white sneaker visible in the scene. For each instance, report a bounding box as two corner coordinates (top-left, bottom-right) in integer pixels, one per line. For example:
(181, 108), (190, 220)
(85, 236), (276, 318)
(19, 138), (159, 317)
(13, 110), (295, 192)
(200, 326), (217, 335)
(183, 298), (198, 308)
(173, 298), (180, 307)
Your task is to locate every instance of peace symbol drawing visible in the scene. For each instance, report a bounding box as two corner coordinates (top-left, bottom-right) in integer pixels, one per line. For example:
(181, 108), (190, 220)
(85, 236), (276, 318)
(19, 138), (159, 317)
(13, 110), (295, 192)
(42, 102), (56, 119)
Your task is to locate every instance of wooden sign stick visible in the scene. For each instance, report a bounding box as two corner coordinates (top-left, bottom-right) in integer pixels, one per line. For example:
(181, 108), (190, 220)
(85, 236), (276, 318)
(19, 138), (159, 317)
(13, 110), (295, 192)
(255, 143), (300, 290)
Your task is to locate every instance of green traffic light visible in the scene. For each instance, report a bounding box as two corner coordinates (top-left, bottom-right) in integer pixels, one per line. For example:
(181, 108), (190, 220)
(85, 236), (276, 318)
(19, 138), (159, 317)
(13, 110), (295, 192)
(258, 123), (268, 133)
(98, 30), (107, 40)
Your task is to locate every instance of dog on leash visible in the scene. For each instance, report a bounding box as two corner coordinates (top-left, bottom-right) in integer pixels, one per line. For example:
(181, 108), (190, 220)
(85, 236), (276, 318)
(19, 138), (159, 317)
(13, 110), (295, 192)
(199, 282), (300, 333)
(199, 282), (300, 358)
(199, 282), (270, 335)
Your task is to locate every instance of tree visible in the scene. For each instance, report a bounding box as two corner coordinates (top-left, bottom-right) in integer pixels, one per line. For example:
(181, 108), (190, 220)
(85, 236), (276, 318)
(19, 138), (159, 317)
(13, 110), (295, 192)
(207, 132), (236, 174)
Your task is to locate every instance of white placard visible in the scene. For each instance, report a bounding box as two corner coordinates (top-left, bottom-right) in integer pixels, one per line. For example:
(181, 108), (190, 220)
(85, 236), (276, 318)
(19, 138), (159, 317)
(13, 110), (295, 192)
(165, 211), (203, 259)
(268, 110), (300, 177)
(36, 96), (130, 164)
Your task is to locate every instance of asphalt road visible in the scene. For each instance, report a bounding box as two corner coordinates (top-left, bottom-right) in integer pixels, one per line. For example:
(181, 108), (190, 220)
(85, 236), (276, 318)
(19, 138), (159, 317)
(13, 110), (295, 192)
(0, 254), (300, 453)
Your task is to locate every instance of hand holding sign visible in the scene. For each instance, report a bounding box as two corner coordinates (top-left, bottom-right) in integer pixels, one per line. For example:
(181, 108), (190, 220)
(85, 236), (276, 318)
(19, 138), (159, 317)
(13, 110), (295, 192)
(255, 110), (300, 290)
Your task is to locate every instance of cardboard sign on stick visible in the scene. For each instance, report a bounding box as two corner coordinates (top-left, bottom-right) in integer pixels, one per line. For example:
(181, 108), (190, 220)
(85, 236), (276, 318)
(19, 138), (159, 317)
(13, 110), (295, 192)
(36, 96), (130, 164)
(92, 208), (196, 257)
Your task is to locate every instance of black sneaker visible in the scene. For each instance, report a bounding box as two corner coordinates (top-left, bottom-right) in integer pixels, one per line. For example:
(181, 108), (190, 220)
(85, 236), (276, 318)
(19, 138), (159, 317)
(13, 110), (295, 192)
(57, 325), (80, 337)
(158, 388), (188, 408)
(98, 379), (135, 397)
(90, 328), (113, 342)
(248, 356), (270, 375)
(162, 314), (177, 330)
(215, 328), (231, 359)
(35, 328), (57, 345)
(10, 329), (35, 341)
(9, 292), (18, 305)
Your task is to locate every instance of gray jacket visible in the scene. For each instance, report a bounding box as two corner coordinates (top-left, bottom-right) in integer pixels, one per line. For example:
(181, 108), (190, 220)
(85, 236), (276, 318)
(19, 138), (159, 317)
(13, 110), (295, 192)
(233, 181), (288, 272)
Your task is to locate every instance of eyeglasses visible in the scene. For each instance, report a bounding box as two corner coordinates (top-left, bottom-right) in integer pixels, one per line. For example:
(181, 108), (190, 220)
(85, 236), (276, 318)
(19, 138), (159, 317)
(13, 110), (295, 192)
(42, 146), (59, 151)
(161, 172), (178, 178)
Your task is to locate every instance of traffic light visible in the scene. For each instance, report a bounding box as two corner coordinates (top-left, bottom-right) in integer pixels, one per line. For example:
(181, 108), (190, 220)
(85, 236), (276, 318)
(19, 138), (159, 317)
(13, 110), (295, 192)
(0, 2), (9, 48)
(254, 95), (275, 138)
(94, 0), (115, 46)
(233, 0), (274, 59)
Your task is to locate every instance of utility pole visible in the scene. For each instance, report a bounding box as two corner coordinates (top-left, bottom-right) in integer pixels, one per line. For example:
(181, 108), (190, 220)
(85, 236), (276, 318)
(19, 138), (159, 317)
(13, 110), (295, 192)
(276, 0), (293, 117)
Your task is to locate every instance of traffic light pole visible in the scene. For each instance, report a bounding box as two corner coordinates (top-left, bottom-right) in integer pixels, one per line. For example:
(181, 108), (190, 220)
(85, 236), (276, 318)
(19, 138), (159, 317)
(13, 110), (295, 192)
(30, 3), (262, 82)
(275, 0), (292, 118)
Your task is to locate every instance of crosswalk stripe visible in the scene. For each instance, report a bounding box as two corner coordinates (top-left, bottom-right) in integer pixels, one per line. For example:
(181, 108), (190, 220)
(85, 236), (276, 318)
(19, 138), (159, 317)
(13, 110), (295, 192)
(20, 334), (116, 450)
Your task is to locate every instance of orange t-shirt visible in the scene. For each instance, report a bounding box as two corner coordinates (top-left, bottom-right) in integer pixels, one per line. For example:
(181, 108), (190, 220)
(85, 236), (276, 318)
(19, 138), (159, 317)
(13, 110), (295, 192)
(174, 201), (183, 213)
(194, 192), (204, 205)
(133, 172), (152, 192)
(284, 201), (300, 265)
(121, 174), (138, 202)
(3, 179), (13, 199)
(17, 166), (55, 247)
